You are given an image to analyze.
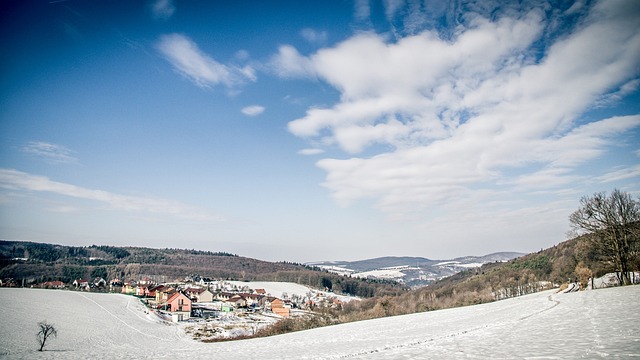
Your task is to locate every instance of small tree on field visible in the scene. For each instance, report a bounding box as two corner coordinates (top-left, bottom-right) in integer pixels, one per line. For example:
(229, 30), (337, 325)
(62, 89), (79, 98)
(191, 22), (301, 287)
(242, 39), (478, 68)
(36, 321), (57, 351)
(569, 189), (640, 286)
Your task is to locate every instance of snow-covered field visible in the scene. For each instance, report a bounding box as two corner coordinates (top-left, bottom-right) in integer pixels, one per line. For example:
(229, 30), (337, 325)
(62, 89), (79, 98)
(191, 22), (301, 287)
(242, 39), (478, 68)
(226, 280), (317, 299)
(1, 286), (639, 359)
(225, 280), (359, 303)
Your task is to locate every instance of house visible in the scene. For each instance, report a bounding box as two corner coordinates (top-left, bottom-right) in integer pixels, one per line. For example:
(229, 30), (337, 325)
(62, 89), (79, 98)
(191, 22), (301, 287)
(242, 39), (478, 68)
(121, 282), (136, 295)
(184, 288), (213, 303)
(261, 296), (277, 310)
(215, 292), (235, 302)
(198, 289), (214, 302)
(147, 284), (165, 299)
(227, 295), (247, 308)
(135, 285), (150, 297)
(156, 287), (174, 304)
(92, 277), (106, 288)
(260, 297), (289, 317)
(270, 298), (290, 318)
(73, 279), (89, 290)
(241, 293), (262, 308)
(167, 291), (192, 322)
(183, 287), (203, 299)
(255, 288), (267, 295)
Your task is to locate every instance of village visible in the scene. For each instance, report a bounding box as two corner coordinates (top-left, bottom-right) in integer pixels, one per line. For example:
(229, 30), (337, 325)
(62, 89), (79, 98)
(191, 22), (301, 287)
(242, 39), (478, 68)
(16, 275), (358, 341)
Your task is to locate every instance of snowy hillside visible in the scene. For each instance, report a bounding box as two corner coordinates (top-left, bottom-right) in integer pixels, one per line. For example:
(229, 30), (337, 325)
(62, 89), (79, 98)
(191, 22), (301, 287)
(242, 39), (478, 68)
(1, 286), (638, 359)
(309, 252), (523, 286)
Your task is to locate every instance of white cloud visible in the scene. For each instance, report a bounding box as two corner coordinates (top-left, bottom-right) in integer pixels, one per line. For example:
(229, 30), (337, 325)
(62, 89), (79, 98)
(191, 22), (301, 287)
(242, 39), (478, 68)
(151, 0), (175, 21)
(301, 28), (328, 44)
(269, 45), (316, 79)
(156, 33), (255, 89)
(0, 168), (225, 223)
(241, 105), (265, 116)
(298, 148), (325, 156)
(285, 0), (640, 215)
(22, 141), (77, 164)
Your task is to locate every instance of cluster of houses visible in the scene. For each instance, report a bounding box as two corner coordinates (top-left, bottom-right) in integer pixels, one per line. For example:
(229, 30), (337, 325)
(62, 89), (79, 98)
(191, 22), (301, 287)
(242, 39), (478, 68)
(17, 275), (349, 323)
(48, 276), (295, 322)
(122, 280), (294, 322)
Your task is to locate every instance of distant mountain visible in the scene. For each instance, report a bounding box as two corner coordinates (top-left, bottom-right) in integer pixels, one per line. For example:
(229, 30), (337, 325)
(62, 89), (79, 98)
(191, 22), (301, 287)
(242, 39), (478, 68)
(307, 252), (524, 287)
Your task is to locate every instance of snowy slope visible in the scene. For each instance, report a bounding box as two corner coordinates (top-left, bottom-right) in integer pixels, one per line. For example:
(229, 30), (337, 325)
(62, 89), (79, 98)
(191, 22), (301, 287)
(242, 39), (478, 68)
(1, 286), (638, 359)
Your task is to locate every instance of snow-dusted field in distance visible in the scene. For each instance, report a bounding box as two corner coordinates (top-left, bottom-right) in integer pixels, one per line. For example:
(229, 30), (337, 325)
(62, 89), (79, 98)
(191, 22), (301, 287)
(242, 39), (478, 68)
(225, 280), (359, 303)
(1, 286), (639, 359)
(226, 280), (319, 298)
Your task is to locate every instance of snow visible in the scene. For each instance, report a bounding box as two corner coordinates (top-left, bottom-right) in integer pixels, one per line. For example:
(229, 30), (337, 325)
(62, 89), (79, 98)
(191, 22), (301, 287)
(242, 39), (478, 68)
(455, 262), (484, 268)
(226, 281), (314, 299)
(314, 265), (355, 276)
(589, 272), (640, 289)
(353, 269), (406, 279)
(1, 286), (639, 359)
(225, 281), (359, 303)
(434, 261), (459, 266)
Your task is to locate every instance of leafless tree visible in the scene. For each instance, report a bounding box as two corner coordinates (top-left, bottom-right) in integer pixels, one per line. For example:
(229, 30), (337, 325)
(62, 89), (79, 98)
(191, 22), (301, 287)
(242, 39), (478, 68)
(569, 189), (640, 285)
(36, 321), (57, 351)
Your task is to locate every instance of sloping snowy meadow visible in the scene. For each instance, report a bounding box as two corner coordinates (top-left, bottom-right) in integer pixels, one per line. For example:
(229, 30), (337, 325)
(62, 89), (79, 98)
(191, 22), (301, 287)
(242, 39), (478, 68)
(1, 286), (638, 359)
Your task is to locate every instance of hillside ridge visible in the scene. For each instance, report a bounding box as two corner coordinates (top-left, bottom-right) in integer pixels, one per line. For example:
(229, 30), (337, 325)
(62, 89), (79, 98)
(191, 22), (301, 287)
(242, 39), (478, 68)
(0, 240), (404, 298)
(308, 252), (524, 287)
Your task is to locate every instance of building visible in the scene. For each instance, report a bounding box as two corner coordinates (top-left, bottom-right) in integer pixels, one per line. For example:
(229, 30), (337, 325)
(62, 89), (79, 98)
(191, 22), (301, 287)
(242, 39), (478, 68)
(167, 291), (192, 322)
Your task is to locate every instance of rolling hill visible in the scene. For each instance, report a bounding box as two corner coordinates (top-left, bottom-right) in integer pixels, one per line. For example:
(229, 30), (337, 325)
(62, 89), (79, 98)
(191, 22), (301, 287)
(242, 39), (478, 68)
(307, 252), (523, 287)
(0, 240), (404, 298)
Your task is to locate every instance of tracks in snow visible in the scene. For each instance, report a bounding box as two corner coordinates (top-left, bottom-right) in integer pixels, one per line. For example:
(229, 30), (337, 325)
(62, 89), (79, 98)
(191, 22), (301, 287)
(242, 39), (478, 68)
(335, 291), (562, 359)
(73, 292), (176, 341)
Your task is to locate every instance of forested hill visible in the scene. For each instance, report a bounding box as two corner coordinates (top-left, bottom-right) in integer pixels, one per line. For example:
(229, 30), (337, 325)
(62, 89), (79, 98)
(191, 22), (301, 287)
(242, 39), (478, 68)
(0, 240), (404, 298)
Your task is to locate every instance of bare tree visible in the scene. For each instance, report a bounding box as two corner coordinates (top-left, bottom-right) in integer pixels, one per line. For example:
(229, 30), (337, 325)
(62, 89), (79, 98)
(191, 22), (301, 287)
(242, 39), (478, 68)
(569, 189), (640, 285)
(36, 321), (57, 351)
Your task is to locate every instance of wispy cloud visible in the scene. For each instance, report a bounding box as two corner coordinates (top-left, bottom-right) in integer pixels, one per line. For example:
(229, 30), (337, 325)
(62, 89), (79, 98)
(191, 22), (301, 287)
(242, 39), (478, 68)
(594, 78), (640, 108)
(596, 165), (640, 183)
(300, 28), (328, 44)
(151, 0), (175, 21)
(354, 0), (371, 21)
(0, 168), (226, 223)
(269, 45), (316, 79)
(383, 0), (404, 20)
(156, 33), (255, 89)
(298, 148), (325, 156)
(22, 141), (77, 164)
(241, 105), (265, 116)
(280, 0), (640, 216)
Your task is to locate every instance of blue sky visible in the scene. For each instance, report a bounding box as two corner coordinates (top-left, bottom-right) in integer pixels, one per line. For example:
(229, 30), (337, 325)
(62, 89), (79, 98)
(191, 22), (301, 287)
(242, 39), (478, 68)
(1, 0), (639, 263)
